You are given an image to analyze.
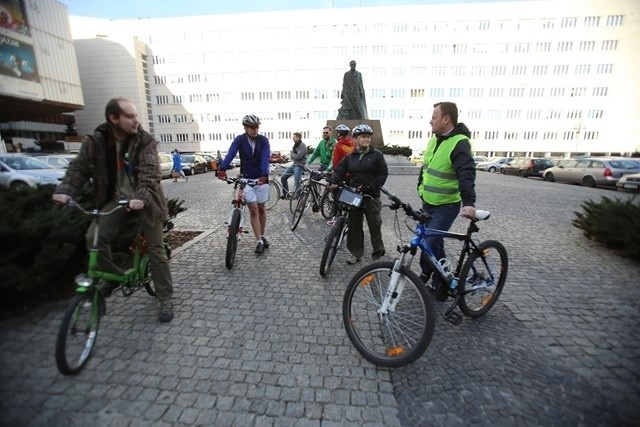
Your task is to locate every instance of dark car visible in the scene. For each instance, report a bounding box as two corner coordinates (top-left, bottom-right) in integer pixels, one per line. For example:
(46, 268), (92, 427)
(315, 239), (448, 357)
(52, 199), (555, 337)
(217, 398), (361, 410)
(180, 154), (208, 175)
(199, 153), (218, 171)
(501, 157), (555, 178)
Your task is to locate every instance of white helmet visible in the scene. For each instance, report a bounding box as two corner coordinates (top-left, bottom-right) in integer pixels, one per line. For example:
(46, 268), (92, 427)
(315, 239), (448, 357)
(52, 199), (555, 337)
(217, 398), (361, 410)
(352, 124), (374, 137)
(335, 124), (350, 133)
(242, 114), (261, 126)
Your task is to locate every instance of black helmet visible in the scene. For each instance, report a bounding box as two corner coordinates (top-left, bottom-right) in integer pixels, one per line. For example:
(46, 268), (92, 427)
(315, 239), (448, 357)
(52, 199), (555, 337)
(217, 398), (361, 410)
(352, 124), (373, 137)
(242, 114), (261, 126)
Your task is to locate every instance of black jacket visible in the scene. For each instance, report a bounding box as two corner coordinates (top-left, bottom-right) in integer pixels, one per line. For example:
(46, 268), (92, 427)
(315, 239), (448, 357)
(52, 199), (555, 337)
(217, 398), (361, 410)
(332, 146), (388, 197)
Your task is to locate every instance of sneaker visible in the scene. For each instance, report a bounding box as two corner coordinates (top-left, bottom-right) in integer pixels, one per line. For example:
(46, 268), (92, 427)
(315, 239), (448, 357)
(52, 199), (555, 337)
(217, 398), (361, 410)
(372, 250), (386, 260)
(346, 255), (362, 265)
(158, 301), (174, 322)
(255, 242), (264, 255)
(184, 176), (189, 182)
(279, 194), (288, 200)
(261, 237), (270, 249)
(98, 280), (119, 297)
(326, 217), (336, 226)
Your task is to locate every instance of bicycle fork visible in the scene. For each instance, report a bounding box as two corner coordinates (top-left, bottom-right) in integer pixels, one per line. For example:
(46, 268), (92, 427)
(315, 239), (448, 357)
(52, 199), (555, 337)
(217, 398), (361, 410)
(378, 257), (408, 315)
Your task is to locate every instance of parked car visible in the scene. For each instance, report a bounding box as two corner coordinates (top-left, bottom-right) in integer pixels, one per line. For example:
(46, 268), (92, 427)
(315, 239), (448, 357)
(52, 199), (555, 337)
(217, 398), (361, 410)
(199, 153), (218, 171)
(473, 156), (489, 165)
(230, 154), (241, 168)
(31, 154), (77, 169)
(180, 154), (208, 175)
(475, 157), (513, 173)
(269, 151), (287, 163)
(543, 157), (640, 187)
(158, 152), (173, 179)
(0, 154), (66, 189)
(501, 157), (555, 178)
(616, 172), (640, 193)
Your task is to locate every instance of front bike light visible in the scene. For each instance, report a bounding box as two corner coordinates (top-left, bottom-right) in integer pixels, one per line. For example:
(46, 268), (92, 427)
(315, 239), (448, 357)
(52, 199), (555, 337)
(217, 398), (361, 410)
(74, 274), (93, 288)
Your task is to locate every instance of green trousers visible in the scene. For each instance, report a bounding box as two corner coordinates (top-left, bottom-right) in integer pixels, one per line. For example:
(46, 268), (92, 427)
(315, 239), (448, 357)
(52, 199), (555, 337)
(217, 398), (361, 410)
(85, 199), (173, 302)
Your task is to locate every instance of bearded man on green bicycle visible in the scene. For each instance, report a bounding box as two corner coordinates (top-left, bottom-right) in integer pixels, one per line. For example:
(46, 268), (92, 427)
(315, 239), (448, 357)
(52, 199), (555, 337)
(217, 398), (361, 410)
(52, 97), (174, 323)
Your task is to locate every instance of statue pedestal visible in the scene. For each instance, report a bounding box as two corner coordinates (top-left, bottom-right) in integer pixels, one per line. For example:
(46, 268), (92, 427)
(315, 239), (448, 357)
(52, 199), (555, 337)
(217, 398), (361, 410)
(326, 119), (384, 148)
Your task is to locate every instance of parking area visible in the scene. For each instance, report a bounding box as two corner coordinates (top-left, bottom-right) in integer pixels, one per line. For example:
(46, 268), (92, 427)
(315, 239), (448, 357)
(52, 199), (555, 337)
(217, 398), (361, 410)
(0, 171), (638, 426)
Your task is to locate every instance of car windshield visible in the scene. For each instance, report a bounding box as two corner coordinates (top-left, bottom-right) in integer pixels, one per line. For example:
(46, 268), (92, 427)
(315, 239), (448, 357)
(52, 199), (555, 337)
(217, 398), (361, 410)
(610, 160), (640, 169)
(0, 155), (54, 170)
(181, 155), (194, 162)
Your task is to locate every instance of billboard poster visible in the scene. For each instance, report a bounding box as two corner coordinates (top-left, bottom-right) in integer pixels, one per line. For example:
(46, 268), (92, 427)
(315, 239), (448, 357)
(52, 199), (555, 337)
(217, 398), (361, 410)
(0, 0), (30, 37)
(0, 33), (38, 82)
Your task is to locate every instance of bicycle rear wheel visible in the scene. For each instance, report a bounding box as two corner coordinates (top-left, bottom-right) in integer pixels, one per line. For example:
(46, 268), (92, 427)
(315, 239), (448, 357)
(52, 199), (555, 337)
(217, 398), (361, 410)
(319, 216), (345, 277)
(225, 209), (241, 269)
(290, 190), (310, 231)
(343, 261), (435, 367)
(458, 240), (508, 318)
(56, 292), (101, 375)
(320, 187), (335, 219)
(265, 182), (280, 210)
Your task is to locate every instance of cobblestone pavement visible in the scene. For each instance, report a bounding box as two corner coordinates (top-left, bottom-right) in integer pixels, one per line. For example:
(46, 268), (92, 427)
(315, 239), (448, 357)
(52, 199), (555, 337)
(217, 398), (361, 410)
(1, 171), (638, 426)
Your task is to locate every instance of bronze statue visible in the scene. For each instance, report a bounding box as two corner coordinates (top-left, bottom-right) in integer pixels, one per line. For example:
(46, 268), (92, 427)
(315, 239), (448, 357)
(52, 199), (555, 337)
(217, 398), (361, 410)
(337, 60), (368, 120)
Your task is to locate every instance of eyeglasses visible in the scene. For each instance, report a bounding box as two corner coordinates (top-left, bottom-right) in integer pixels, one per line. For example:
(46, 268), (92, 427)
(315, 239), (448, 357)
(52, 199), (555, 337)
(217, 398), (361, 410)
(246, 125), (259, 130)
(322, 132), (330, 135)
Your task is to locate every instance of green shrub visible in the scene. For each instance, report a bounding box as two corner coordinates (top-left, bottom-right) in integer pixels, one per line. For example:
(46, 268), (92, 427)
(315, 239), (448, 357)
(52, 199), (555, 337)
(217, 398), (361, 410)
(378, 145), (412, 157)
(572, 195), (640, 261)
(0, 185), (186, 319)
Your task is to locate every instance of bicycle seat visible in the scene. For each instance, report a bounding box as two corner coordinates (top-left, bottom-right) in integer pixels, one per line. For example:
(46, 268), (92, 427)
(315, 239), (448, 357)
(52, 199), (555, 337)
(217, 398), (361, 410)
(475, 210), (490, 221)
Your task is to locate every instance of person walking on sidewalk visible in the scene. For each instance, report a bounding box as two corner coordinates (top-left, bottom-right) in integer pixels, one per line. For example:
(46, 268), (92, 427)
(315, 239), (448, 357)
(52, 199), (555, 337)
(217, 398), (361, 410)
(217, 114), (272, 255)
(331, 124), (388, 264)
(307, 126), (337, 172)
(280, 132), (306, 199)
(416, 101), (476, 300)
(52, 97), (174, 322)
(171, 149), (188, 182)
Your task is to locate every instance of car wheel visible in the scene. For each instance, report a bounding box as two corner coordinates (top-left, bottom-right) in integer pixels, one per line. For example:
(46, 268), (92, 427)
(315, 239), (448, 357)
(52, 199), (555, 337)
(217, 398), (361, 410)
(204, 165), (208, 173)
(544, 172), (555, 182)
(519, 170), (527, 178)
(582, 176), (596, 187)
(11, 181), (30, 190)
(488, 166), (496, 173)
(190, 167), (195, 176)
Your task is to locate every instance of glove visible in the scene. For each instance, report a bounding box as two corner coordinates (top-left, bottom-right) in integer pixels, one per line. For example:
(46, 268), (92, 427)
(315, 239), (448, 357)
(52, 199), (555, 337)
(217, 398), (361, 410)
(218, 170), (227, 181)
(258, 176), (268, 185)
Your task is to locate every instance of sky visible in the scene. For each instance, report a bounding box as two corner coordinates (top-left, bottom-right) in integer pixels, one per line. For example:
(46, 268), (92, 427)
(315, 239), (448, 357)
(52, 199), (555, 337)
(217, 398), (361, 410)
(61, 0), (517, 19)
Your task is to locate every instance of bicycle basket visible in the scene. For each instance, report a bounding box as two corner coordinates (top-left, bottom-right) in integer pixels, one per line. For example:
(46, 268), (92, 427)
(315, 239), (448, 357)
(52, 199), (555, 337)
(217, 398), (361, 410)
(338, 187), (363, 208)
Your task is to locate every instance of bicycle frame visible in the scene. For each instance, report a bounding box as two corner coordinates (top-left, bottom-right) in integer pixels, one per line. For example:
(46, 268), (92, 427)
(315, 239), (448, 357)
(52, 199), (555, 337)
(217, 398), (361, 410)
(227, 178), (247, 236)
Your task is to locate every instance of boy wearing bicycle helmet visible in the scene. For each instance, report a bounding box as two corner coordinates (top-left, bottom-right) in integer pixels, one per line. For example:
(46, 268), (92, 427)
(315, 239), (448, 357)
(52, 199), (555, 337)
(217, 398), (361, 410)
(331, 124), (388, 264)
(217, 114), (272, 255)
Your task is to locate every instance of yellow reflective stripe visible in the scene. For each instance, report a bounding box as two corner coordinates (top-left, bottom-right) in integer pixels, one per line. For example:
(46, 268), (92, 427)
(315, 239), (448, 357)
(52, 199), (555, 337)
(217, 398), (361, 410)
(422, 184), (459, 195)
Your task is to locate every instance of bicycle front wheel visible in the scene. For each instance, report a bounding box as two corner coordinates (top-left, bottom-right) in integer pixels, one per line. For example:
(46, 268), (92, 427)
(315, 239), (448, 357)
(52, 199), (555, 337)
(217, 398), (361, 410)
(225, 209), (241, 269)
(319, 216), (345, 277)
(265, 182), (280, 210)
(290, 190), (310, 231)
(56, 293), (101, 375)
(458, 240), (508, 318)
(320, 187), (335, 219)
(343, 261), (435, 367)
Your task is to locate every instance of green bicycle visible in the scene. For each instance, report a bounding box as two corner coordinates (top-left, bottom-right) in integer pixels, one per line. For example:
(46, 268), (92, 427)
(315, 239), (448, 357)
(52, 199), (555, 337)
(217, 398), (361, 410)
(55, 199), (167, 375)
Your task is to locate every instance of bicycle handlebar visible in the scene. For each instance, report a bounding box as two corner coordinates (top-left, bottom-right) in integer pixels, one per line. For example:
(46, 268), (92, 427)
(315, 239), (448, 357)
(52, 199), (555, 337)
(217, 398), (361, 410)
(380, 187), (432, 223)
(225, 176), (259, 187)
(54, 198), (128, 217)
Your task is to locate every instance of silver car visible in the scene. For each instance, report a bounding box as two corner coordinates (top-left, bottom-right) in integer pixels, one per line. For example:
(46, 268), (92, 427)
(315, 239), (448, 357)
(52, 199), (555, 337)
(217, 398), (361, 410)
(0, 154), (66, 189)
(32, 154), (77, 169)
(543, 157), (640, 187)
(475, 157), (513, 173)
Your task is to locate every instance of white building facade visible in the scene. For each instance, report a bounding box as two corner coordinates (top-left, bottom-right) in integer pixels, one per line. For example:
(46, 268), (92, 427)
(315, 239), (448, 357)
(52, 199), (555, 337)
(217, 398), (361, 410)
(70, 0), (640, 157)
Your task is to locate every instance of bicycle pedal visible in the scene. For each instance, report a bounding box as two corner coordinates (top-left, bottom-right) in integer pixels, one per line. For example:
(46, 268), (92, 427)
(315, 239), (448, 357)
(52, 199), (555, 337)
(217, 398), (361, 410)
(445, 311), (463, 325)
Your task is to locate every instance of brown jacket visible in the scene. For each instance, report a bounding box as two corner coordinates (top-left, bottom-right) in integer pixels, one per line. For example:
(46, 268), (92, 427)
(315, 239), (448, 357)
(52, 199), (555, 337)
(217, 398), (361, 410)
(55, 123), (168, 226)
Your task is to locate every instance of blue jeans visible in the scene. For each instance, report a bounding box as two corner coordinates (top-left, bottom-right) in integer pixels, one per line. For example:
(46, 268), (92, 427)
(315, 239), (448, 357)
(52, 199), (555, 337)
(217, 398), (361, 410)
(419, 201), (461, 285)
(281, 164), (304, 195)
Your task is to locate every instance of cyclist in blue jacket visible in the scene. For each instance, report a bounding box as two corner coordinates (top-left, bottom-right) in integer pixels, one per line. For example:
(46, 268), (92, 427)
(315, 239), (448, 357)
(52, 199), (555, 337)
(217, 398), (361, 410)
(217, 115), (272, 254)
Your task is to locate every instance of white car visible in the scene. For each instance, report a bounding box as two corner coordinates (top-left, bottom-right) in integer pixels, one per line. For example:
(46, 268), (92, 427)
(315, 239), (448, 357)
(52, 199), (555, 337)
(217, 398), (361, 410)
(32, 154), (77, 169)
(475, 157), (514, 173)
(616, 172), (640, 193)
(0, 154), (66, 189)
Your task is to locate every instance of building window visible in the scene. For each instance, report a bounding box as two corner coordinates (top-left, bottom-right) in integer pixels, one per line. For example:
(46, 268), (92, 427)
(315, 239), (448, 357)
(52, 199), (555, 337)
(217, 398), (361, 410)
(470, 66), (485, 76)
(190, 114), (203, 123)
(173, 95), (183, 104)
(193, 133), (204, 141)
(241, 92), (254, 101)
(277, 112), (292, 120)
(485, 131), (499, 140)
(372, 67), (387, 77)
(592, 87), (608, 96)
(488, 88), (503, 97)
(536, 42), (551, 53)
(553, 65), (569, 75)
(449, 88), (464, 97)
(390, 88), (405, 98)
(372, 45), (387, 55)
(561, 17), (577, 28)
(159, 134), (172, 142)
(491, 65), (506, 76)
(523, 131), (538, 140)
(188, 74), (200, 83)
(156, 95), (169, 104)
(277, 91), (291, 100)
(570, 87), (586, 97)
(487, 109), (501, 119)
(154, 75), (166, 84)
(432, 43), (447, 54)
(506, 109), (521, 119)
(583, 16), (600, 27)
(504, 131), (518, 140)
(575, 64), (591, 74)
(453, 44), (468, 54)
(566, 110), (582, 119)
(606, 15), (624, 26)
(314, 90), (328, 99)
(410, 89), (425, 98)
(596, 64), (613, 74)
(543, 131), (557, 140)
(208, 133), (222, 141)
(532, 65), (547, 75)
(207, 114), (221, 122)
(296, 90), (309, 99)
(541, 18), (555, 29)
(259, 91), (273, 100)
(451, 66), (466, 76)
(467, 109), (481, 119)
(478, 20), (490, 31)
(390, 110), (404, 119)
(513, 43), (529, 53)
(408, 130), (423, 139)
(550, 88), (565, 97)
(176, 134), (189, 142)
(472, 44), (488, 54)
(153, 56), (165, 65)
(601, 40), (618, 51)
(529, 88), (545, 97)
(370, 110), (385, 119)
(579, 41), (596, 51)
(371, 89), (386, 98)
(429, 88), (444, 98)
(158, 115), (170, 123)
(588, 109), (604, 119)
(431, 66), (446, 77)
(189, 94), (202, 103)
(175, 114), (188, 123)
(527, 110), (542, 119)
(509, 88), (524, 97)
(558, 41), (573, 52)
(512, 65), (527, 75)
(206, 93), (220, 102)
(391, 67), (406, 77)
(469, 88), (484, 98)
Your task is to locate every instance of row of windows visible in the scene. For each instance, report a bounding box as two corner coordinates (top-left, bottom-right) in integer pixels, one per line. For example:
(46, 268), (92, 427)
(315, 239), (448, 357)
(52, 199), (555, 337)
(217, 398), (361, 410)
(152, 62), (615, 89)
(157, 129), (600, 144)
(156, 108), (604, 126)
(148, 14), (625, 45)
